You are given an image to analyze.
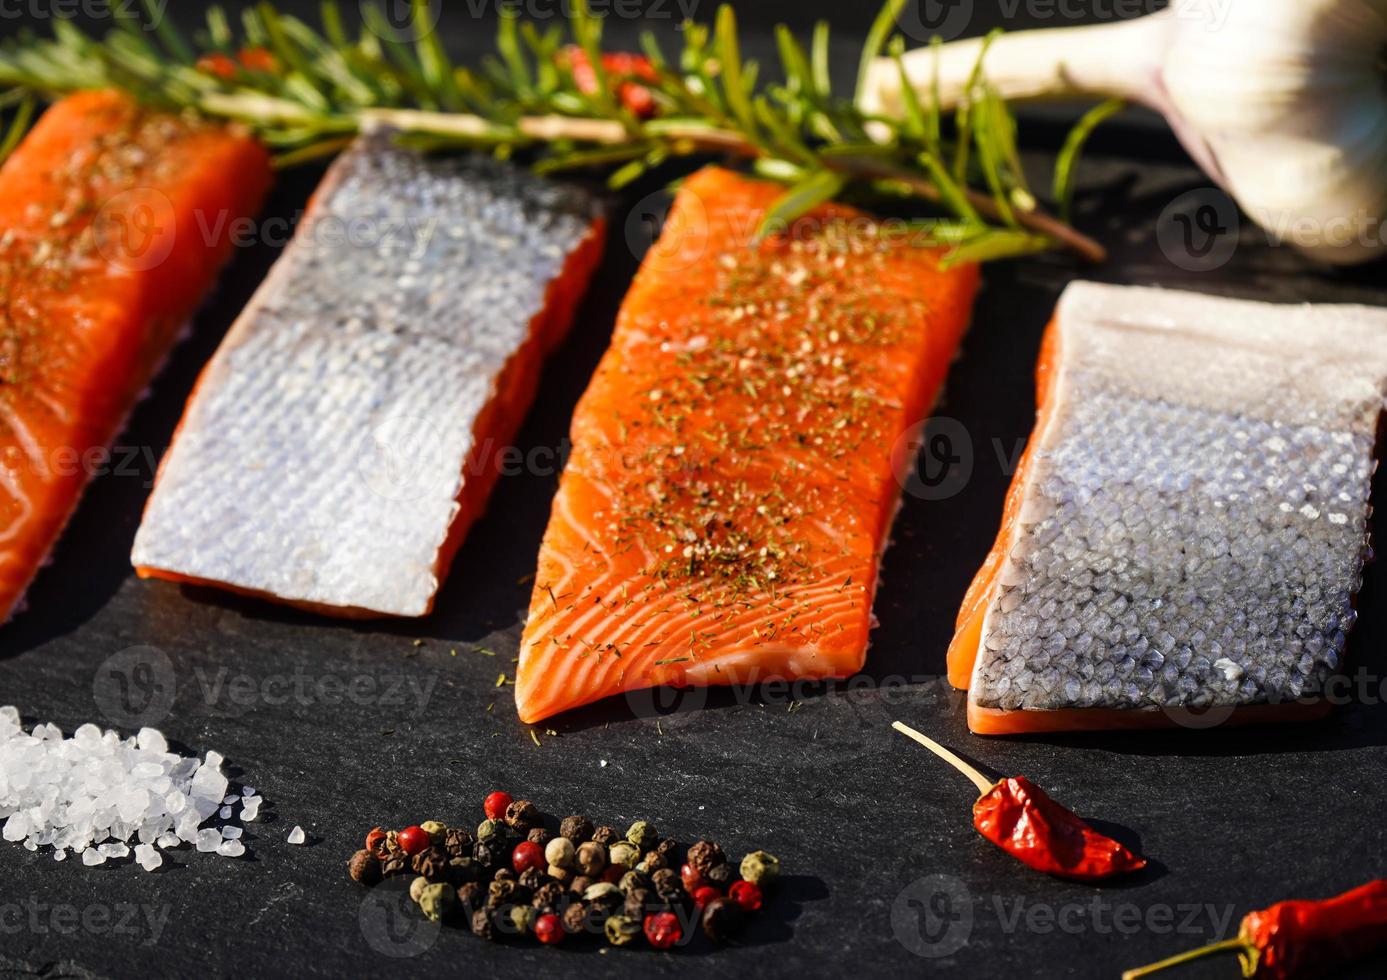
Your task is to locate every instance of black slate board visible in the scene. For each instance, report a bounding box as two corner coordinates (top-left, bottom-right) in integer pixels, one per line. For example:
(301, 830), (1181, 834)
(2, 4), (1386, 979)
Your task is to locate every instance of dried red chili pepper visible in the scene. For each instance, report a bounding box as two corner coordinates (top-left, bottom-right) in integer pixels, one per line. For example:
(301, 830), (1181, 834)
(196, 47), (279, 81)
(1123, 880), (1387, 979)
(892, 721), (1147, 882)
(559, 45), (659, 119)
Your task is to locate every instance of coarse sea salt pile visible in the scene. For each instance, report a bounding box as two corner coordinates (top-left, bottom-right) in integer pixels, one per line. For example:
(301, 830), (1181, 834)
(0, 706), (264, 870)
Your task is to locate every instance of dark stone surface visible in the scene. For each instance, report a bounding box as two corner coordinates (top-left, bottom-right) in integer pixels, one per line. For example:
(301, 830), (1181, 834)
(1, 3), (1385, 979)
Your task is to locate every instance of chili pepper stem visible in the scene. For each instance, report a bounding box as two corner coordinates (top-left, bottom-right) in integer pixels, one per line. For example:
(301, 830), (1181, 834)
(1121, 938), (1251, 980)
(890, 721), (996, 796)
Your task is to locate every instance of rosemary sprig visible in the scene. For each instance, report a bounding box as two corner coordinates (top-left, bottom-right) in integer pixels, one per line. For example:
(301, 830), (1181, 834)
(0, 1), (1112, 262)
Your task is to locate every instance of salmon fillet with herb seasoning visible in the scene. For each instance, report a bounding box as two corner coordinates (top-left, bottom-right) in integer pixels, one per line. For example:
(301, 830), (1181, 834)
(952, 282), (1387, 735)
(0, 91), (270, 622)
(132, 133), (604, 617)
(514, 167), (980, 723)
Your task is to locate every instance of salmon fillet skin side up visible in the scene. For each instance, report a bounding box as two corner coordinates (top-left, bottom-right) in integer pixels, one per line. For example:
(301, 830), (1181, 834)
(952, 281), (1387, 735)
(131, 132), (605, 617)
(515, 166), (980, 724)
(0, 90), (271, 623)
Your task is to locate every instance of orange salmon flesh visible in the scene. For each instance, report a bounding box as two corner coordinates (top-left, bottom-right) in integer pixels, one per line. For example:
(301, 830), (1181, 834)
(0, 91), (270, 622)
(515, 167), (979, 723)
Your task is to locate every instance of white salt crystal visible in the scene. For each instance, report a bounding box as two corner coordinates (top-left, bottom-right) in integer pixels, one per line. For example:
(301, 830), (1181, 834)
(241, 786), (255, 797)
(136, 728), (167, 754)
(222, 794), (239, 805)
(222, 826), (242, 840)
(98, 842), (129, 859)
(53, 848), (65, 862)
(217, 839), (245, 858)
(195, 829), (221, 853)
(135, 843), (162, 872)
(156, 833), (181, 849)
(219, 807), (232, 820)
(80, 848), (104, 866)
(287, 826), (306, 845)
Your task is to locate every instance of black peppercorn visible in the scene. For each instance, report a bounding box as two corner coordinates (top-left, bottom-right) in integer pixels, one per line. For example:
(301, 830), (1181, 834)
(654, 875), (686, 905)
(457, 881), (484, 916)
(570, 874), (594, 895)
(486, 879), (516, 910)
(591, 825), (620, 847)
(447, 857), (481, 886)
(640, 850), (669, 873)
(618, 870), (651, 896)
(380, 854), (408, 878)
(705, 863), (735, 889)
(493, 867), (516, 883)
(470, 908), (495, 940)
(561, 901), (589, 936)
(518, 866), (546, 892)
(701, 896), (745, 944)
(472, 840), (500, 871)
(532, 882), (564, 914)
(348, 849), (382, 886)
(504, 799), (541, 832)
(560, 815), (594, 843)
(443, 827), (474, 859)
(687, 839), (725, 876)
(527, 826), (552, 847)
(411, 846), (449, 882)
(650, 868), (678, 890)
(624, 888), (652, 921)
(655, 838), (680, 861)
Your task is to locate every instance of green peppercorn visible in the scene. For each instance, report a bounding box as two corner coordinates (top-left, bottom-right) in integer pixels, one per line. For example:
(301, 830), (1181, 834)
(560, 814), (594, 843)
(591, 825), (620, 847)
(608, 841), (639, 870)
(618, 870), (650, 895)
(419, 882), (455, 923)
(625, 820), (658, 853)
(420, 820), (448, 846)
(408, 875), (429, 904)
(504, 799), (541, 832)
(508, 904), (537, 936)
(605, 913), (641, 947)
(476, 818), (506, 843)
(702, 896), (745, 943)
(740, 850), (780, 886)
(348, 849), (381, 886)
(576, 840), (606, 876)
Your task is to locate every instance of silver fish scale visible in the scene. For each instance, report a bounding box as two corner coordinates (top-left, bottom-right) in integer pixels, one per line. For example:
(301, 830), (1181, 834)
(131, 133), (599, 616)
(971, 282), (1387, 715)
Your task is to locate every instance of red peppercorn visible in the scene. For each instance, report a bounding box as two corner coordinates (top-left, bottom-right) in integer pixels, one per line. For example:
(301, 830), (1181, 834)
(535, 912), (564, 945)
(512, 840), (545, 875)
(692, 885), (720, 910)
(729, 880), (763, 912)
(680, 863), (704, 892)
(364, 826), (387, 854)
(644, 911), (682, 949)
(483, 791), (513, 821)
(397, 825), (429, 856)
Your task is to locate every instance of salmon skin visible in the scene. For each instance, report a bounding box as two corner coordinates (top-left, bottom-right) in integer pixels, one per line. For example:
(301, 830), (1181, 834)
(132, 131), (605, 617)
(0, 91), (270, 623)
(515, 167), (979, 723)
(953, 282), (1387, 735)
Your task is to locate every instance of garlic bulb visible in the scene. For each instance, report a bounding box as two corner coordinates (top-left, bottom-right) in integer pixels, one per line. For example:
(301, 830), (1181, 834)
(859, 0), (1387, 265)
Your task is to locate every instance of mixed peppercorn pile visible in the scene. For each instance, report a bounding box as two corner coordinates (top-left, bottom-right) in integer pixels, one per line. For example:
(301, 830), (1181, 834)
(347, 791), (780, 949)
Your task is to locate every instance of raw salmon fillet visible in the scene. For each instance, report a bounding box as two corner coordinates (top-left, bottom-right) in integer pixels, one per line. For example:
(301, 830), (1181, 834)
(515, 167), (980, 723)
(0, 91), (269, 622)
(132, 132), (604, 617)
(952, 282), (1387, 735)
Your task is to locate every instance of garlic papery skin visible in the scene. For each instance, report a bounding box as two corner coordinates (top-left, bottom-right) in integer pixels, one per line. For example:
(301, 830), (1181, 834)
(860, 0), (1387, 265)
